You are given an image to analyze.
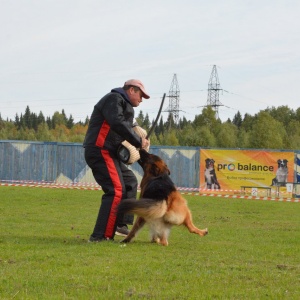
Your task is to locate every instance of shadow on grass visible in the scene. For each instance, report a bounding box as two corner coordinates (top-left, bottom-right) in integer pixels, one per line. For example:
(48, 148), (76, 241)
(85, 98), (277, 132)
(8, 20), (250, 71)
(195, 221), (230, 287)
(1, 234), (90, 246)
(1, 234), (160, 247)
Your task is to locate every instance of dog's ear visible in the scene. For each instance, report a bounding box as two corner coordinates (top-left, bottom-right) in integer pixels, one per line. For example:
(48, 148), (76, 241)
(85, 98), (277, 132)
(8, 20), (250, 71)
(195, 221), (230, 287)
(151, 164), (161, 177)
(161, 164), (171, 175)
(150, 161), (170, 176)
(161, 165), (171, 175)
(283, 159), (288, 163)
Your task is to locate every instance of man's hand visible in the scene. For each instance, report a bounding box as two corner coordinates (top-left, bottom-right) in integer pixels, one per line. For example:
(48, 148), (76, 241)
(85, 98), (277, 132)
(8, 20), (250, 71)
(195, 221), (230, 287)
(141, 138), (150, 150)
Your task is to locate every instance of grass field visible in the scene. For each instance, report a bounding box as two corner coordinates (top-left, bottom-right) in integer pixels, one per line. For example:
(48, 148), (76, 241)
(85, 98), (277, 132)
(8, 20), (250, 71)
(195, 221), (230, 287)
(0, 186), (299, 299)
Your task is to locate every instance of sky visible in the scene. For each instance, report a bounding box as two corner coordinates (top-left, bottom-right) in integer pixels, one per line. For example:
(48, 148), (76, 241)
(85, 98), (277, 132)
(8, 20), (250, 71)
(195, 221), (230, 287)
(1, 0), (299, 124)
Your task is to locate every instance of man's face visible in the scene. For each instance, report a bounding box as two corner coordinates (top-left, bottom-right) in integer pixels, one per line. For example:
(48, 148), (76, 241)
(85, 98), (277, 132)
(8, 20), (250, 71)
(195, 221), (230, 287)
(127, 87), (143, 107)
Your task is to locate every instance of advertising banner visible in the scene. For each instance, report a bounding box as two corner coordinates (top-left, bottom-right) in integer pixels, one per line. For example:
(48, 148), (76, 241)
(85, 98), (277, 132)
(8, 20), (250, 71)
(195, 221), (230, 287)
(200, 149), (294, 191)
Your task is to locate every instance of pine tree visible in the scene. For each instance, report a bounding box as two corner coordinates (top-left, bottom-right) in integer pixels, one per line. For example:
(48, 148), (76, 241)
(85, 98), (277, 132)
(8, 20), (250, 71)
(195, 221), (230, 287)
(46, 117), (52, 129)
(232, 111), (242, 128)
(143, 113), (151, 130)
(136, 110), (144, 125)
(23, 106), (32, 128)
(37, 111), (45, 125)
(158, 117), (164, 136)
(31, 113), (38, 131)
(67, 114), (74, 129)
(84, 116), (90, 126)
(61, 109), (68, 124)
(15, 114), (20, 129)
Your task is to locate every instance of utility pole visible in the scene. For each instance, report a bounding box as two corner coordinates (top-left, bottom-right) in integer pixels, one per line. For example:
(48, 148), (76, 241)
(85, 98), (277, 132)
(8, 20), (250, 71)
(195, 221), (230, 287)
(167, 74), (180, 126)
(206, 65), (223, 118)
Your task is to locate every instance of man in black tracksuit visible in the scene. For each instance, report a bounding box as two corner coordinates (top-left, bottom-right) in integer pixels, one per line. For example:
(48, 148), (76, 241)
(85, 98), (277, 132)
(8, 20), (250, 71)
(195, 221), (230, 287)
(83, 79), (150, 242)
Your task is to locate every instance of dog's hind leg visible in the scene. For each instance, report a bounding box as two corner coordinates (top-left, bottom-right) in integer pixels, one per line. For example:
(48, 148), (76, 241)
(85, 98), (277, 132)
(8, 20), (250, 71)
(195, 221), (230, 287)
(156, 236), (168, 246)
(157, 228), (170, 246)
(121, 217), (146, 243)
(184, 210), (208, 237)
(149, 221), (171, 246)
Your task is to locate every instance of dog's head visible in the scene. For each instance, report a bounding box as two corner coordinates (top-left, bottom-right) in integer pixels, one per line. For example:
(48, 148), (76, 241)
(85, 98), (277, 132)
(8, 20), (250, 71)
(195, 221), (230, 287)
(277, 159), (288, 168)
(138, 149), (170, 177)
(205, 158), (215, 169)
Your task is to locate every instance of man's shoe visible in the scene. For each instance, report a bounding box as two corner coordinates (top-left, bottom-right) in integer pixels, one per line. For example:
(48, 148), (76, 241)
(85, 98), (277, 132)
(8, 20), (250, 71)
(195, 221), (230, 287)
(115, 225), (130, 237)
(88, 236), (113, 243)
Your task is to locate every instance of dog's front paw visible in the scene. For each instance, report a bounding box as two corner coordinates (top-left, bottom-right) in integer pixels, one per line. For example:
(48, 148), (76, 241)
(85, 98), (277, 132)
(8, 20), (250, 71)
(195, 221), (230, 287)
(120, 237), (130, 243)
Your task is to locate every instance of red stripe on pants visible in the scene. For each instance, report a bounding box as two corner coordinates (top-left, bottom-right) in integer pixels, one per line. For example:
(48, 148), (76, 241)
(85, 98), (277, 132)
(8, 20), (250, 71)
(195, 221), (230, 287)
(101, 149), (123, 238)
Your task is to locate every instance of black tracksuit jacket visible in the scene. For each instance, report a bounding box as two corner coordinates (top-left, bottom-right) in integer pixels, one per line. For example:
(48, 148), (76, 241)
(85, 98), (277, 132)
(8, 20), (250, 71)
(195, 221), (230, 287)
(83, 88), (142, 154)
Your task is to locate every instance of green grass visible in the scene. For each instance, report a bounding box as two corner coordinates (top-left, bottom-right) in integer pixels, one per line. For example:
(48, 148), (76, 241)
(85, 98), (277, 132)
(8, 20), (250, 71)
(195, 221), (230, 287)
(0, 186), (299, 299)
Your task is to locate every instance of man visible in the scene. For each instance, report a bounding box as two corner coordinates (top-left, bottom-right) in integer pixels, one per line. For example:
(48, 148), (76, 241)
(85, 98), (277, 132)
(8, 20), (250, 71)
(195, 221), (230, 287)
(84, 79), (150, 242)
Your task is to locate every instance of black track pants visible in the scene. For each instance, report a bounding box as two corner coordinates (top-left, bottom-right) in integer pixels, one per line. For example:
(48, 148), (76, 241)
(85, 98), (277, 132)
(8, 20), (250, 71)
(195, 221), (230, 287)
(84, 147), (137, 239)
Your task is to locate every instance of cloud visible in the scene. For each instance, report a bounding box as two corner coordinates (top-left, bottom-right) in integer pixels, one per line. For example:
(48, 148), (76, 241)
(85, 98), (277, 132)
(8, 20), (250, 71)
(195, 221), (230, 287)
(0, 1), (300, 123)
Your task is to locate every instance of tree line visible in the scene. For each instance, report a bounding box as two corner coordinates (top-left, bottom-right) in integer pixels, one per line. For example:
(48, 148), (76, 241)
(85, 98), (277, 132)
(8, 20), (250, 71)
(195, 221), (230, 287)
(0, 105), (300, 149)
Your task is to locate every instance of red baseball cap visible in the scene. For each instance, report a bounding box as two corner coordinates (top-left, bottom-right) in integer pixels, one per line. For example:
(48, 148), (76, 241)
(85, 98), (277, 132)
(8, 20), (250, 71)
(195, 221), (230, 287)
(124, 79), (150, 99)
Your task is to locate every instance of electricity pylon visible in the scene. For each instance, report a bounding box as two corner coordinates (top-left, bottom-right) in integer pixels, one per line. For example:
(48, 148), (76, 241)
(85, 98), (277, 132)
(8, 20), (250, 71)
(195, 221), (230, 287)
(206, 65), (223, 118)
(167, 74), (180, 125)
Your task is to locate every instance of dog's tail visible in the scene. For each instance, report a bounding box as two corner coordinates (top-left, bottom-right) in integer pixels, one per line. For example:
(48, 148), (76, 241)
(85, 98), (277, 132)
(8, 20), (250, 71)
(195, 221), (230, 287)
(118, 198), (167, 219)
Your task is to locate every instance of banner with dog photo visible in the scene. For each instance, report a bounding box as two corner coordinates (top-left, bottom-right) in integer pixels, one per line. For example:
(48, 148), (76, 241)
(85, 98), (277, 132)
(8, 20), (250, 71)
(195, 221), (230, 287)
(200, 149), (294, 194)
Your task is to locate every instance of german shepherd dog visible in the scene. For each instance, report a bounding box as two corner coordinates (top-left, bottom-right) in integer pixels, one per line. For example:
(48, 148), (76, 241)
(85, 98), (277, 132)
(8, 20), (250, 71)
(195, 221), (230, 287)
(117, 150), (208, 246)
